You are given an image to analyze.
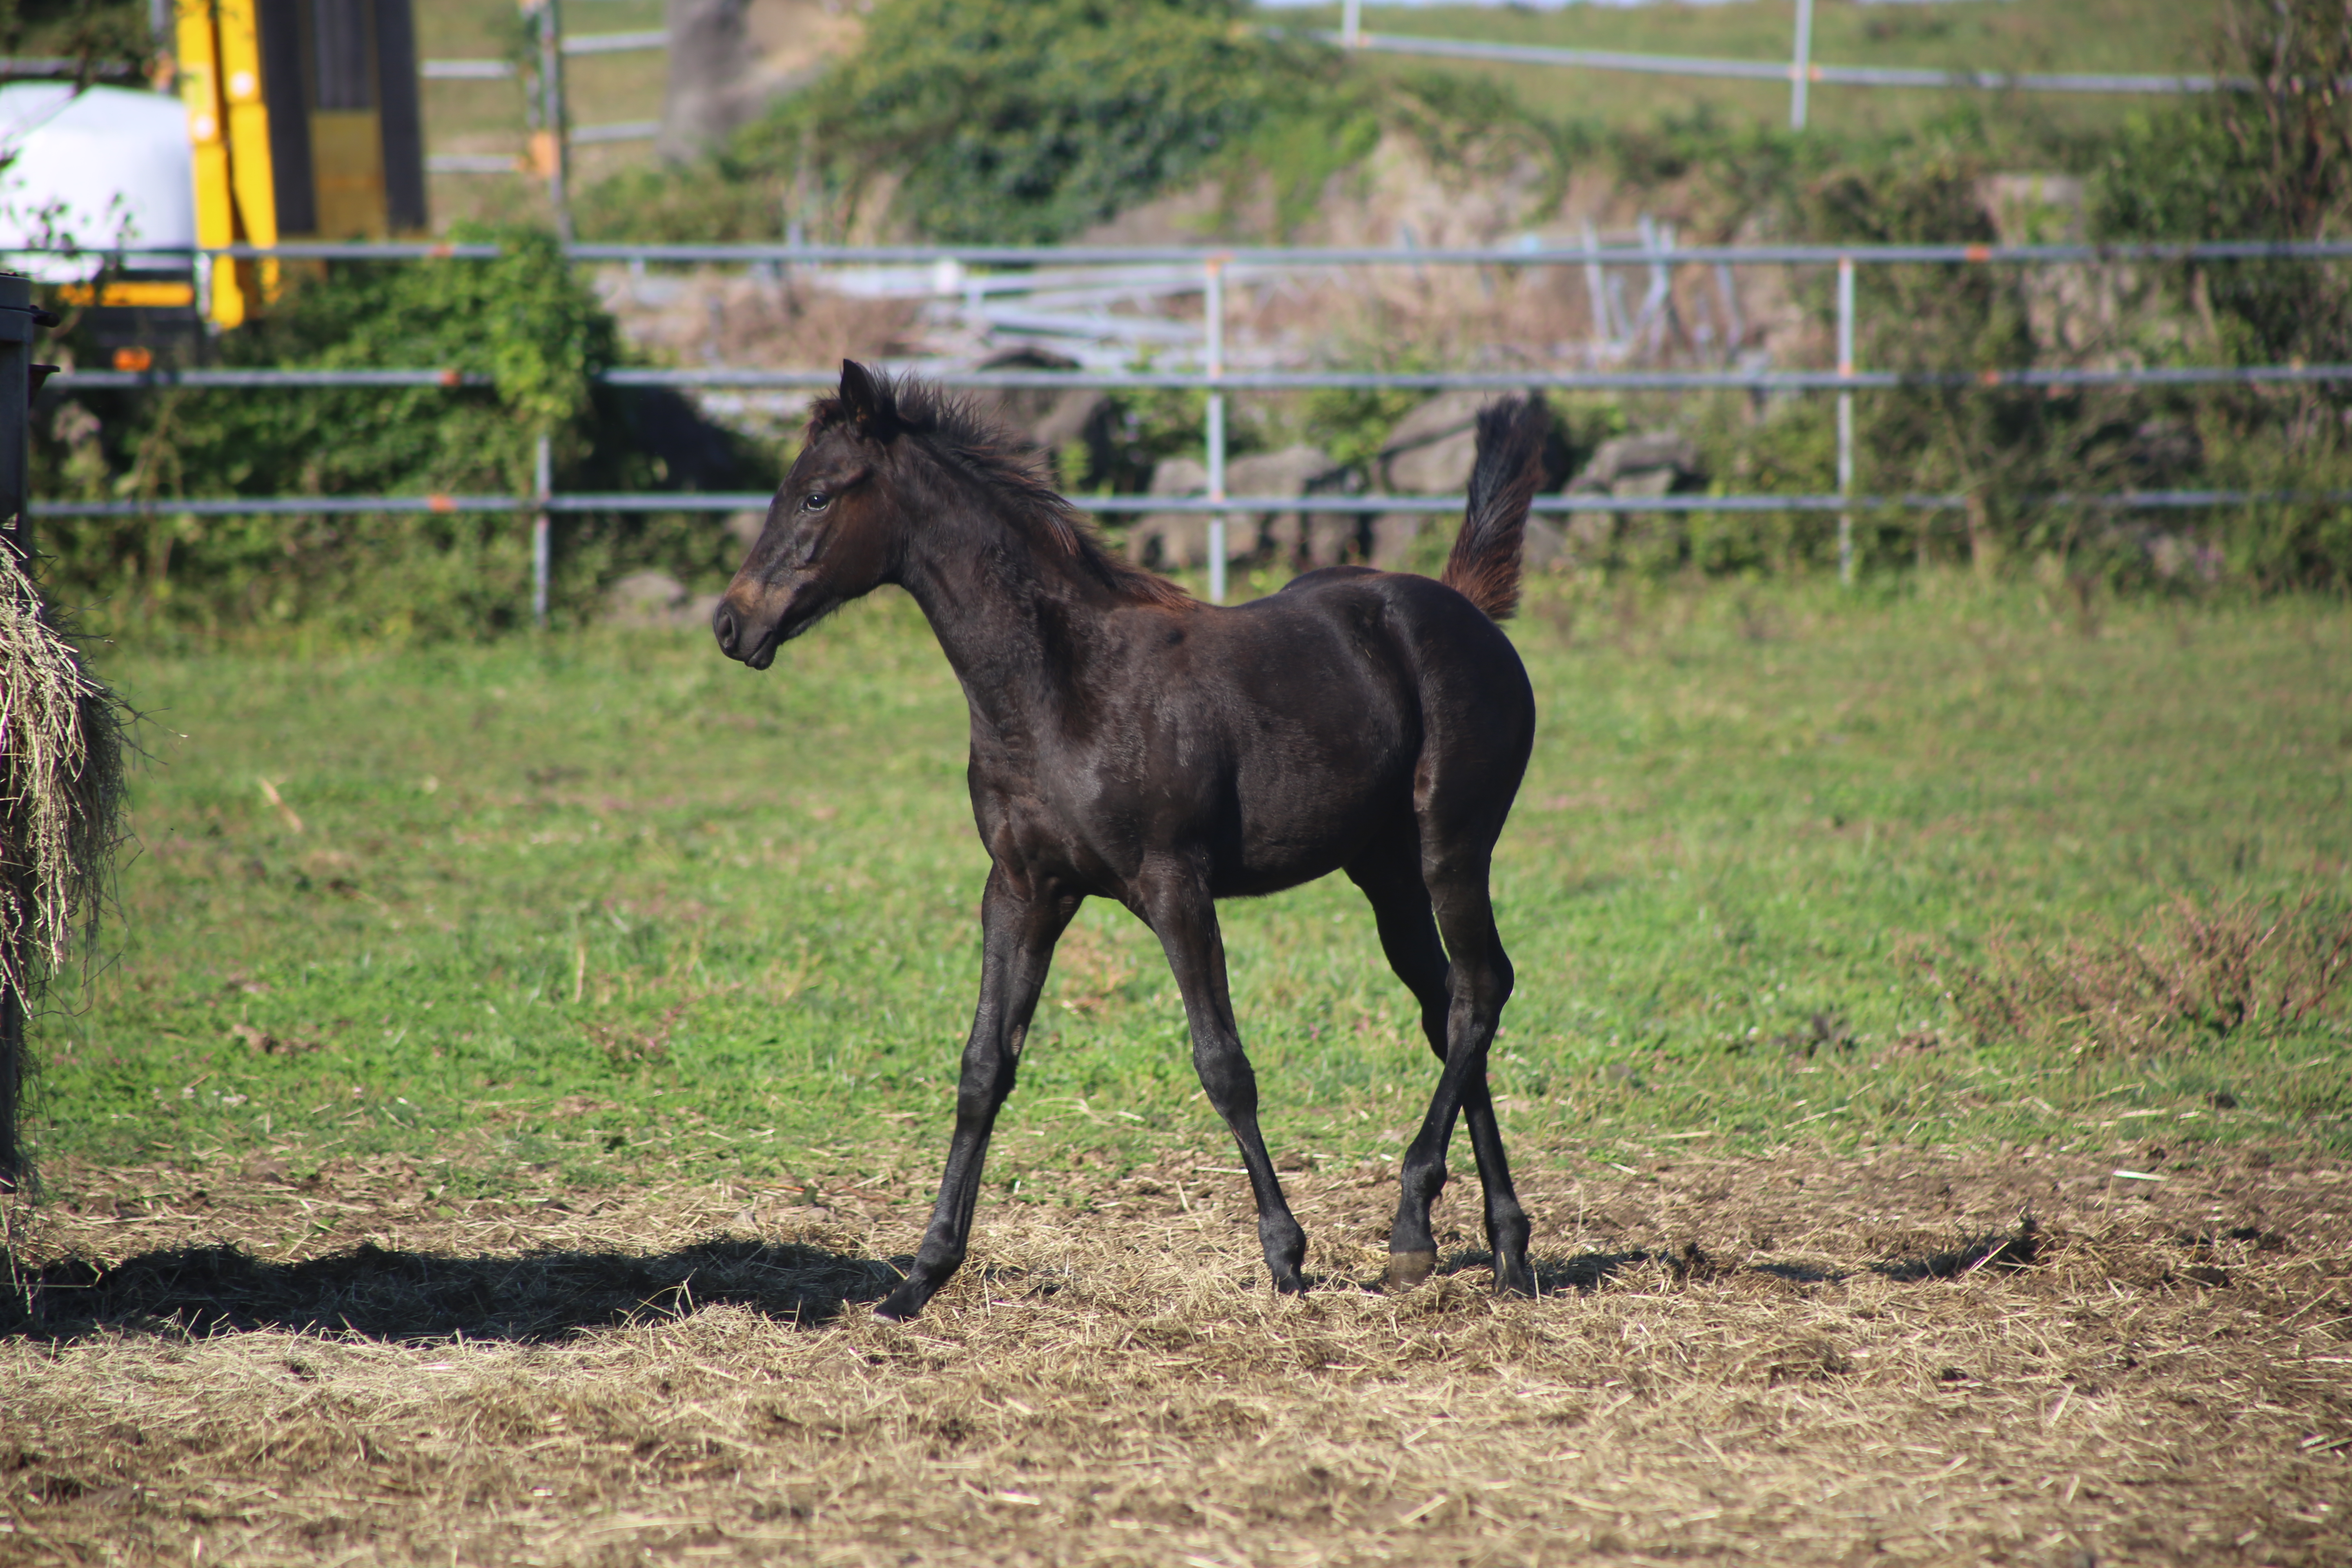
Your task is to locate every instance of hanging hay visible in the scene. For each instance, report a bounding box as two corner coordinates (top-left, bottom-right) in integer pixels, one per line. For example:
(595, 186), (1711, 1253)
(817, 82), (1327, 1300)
(0, 544), (129, 1196)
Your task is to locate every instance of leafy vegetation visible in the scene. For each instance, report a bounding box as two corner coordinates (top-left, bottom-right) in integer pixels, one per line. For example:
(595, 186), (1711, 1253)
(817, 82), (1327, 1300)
(0, 0), (151, 77)
(580, 0), (1324, 245)
(34, 228), (769, 638)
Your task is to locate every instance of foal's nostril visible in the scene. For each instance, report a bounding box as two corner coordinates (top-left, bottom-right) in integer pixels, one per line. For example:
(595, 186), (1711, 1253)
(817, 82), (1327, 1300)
(712, 601), (739, 656)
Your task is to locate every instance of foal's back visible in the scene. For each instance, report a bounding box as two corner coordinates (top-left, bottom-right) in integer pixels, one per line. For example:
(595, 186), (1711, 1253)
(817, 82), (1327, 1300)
(1076, 567), (1535, 899)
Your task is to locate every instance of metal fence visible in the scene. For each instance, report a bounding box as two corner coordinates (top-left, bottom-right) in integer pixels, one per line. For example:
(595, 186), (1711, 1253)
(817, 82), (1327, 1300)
(1328, 0), (2262, 131)
(417, 0), (2252, 205)
(24, 235), (2352, 615)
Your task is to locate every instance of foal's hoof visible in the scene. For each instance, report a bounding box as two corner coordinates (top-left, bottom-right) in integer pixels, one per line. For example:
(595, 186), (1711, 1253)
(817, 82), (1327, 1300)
(872, 1285), (927, 1323)
(1493, 1256), (1537, 1298)
(1383, 1249), (1439, 1291)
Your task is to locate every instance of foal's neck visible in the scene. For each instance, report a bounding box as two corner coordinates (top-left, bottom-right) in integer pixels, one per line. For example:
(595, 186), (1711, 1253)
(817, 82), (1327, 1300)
(891, 483), (1120, 746)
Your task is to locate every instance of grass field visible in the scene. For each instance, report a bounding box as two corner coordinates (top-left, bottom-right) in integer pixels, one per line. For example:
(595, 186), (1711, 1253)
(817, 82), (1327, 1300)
(5, 576), (2350, 1564)
(25, 576), (2352, 1185)
(1301, 0), (2222, 141)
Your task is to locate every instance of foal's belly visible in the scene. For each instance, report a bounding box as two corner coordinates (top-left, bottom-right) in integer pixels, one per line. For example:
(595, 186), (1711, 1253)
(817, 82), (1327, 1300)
(1215, 748), (1405, 895)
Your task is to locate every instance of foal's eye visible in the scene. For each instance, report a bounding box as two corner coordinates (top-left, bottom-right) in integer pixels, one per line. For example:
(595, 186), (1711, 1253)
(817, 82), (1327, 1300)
(801, 491), (830, 512)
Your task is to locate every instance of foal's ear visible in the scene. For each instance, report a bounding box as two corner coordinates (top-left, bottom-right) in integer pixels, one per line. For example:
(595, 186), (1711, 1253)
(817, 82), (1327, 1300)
(838, 359), (901, 441)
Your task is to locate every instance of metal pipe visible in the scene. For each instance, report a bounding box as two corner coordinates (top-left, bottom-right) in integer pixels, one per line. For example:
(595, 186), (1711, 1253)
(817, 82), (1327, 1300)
(55, 368), (493, 388)
(1837, 254), (1855, 587)
(0, 275), (31, 562)
(531, 0), (571, 242)
(533, 434), (553, 628)
(46, 363), (2352, 396)
(1321, 30), (2247, 96)
(560, 28), (665, 54)
(585, 363), (2352, 393)
(22, 237), (2352, 266)
(32, 489), (2352, 521)
(1791, 0), (1815, 131)
(1204, 256), (1227, 606)
(556, 237), (2352, 267)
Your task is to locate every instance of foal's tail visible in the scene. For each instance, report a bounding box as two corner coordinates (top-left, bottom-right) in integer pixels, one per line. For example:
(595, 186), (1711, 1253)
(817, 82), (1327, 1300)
(1439, 396), (1551, 622)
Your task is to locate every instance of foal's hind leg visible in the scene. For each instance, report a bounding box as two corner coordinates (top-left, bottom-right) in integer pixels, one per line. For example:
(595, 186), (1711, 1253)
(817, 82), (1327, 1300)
(1139, 864), (1310, 1294)
(875, 867), (1078, 1322)
(1347, 848), (1534, 1296)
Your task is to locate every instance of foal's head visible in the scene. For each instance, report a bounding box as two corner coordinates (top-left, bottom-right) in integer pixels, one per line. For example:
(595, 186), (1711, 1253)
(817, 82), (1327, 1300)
(711, 360), (920, 669)
(713, 360), (1185, 669)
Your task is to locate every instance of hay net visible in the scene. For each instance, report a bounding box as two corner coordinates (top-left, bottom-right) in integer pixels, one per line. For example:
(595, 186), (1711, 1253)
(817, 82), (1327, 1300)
(0, 545), (125, 1011)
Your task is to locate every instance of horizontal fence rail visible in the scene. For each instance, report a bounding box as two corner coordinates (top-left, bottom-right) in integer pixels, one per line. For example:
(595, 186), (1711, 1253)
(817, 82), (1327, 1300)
(421, 27), (667, 78)
(1325, 30), (2243, 96)
(23, 239), (2345, 267)
(31, 490), (2352, 521)
(23, 234), (2351, 616)
(49, 365), (2352, 394)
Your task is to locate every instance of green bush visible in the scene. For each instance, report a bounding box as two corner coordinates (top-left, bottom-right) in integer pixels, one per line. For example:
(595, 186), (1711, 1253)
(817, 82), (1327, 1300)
(36, 227), (773, 639)
(2082, 0), (2352, 591)
(582, 0), (1331, 246)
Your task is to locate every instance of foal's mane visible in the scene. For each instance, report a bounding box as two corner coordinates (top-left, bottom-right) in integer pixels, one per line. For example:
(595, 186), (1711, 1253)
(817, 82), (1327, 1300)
(811, 376), (1191, 611)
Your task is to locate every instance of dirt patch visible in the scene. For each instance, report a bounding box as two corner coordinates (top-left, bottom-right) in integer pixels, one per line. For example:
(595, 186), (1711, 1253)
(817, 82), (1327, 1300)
(4, 1143), (2348, 1565)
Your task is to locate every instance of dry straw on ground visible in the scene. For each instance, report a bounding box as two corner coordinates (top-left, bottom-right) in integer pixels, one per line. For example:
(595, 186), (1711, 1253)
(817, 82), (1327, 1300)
(0, 548), (127, 1192)
(4, 1138), (2348, 1566)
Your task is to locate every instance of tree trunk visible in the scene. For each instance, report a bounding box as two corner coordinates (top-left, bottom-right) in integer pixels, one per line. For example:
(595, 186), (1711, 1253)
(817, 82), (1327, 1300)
(659, 0), (753, 163)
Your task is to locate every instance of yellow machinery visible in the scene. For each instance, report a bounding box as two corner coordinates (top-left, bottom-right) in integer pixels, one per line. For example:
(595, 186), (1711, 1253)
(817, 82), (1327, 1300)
(174, 0), (428, 326)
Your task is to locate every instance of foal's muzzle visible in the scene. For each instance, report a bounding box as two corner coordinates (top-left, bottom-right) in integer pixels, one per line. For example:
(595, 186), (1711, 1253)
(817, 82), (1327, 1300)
(711, 598), (780, 670)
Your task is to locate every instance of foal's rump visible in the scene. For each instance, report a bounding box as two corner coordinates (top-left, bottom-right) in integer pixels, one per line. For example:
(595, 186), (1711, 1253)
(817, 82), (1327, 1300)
(1189, 572), (1534, 892)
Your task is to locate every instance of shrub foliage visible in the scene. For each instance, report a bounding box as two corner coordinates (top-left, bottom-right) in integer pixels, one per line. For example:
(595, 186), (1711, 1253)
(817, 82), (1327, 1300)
(36, 229), (763, 637)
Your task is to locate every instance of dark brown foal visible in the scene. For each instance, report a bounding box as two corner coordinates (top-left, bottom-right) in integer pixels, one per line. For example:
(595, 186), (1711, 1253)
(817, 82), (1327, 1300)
(713, 361), (1546, 1320)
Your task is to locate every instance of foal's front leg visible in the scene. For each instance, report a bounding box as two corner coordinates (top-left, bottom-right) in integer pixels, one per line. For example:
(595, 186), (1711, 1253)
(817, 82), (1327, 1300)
(1141, 869), (1310, 1294)
(875, 868), (1077, 1322)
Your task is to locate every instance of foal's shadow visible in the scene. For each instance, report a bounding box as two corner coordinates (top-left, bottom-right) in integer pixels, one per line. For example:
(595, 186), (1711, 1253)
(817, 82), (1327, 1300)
(3, 1237), (909, 1344)
(1434, 1247), (1653, 1295)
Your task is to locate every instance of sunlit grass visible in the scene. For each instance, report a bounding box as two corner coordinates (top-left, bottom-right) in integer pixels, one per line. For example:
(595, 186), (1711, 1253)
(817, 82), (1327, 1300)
(29, 577), (2350, 1198)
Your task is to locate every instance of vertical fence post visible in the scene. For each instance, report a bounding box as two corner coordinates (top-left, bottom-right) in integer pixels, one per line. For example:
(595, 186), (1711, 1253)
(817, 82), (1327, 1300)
(528, 0), (572, 241)
(0, 275), (24, 1197)
(1204, 255), (1227, 606)
(0, 275), (29, 569)
(532, 433), (552, 628)
(1341, 0), (1361, 49)
(1790, 0), (1815, 131)
(1836, 253), (1855, 587)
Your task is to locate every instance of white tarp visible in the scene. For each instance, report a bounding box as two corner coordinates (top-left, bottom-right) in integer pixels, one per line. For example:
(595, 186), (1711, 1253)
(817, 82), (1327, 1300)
(0, 84), (194, 282)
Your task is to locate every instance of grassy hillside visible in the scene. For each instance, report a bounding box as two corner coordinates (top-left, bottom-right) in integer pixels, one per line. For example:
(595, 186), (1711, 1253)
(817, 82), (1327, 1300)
(414, 0), (2230, 234)
(1290, 0), (2224, 140)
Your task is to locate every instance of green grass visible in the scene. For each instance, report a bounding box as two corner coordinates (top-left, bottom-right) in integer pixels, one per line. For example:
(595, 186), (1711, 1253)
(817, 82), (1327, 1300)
(25, 579), (2352, 1203)
(1296, 0), (2223, 142)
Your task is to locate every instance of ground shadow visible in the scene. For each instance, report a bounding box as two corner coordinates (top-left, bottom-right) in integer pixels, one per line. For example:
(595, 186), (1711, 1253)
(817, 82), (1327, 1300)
(1437, 1246), (1653, 1295)
(1866, 1223), (2040, 1283)
(3, 1237), (908, 1344)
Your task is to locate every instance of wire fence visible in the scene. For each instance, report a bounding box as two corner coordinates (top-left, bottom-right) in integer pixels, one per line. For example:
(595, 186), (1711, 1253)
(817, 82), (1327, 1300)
(24, 235), (2352, 614)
